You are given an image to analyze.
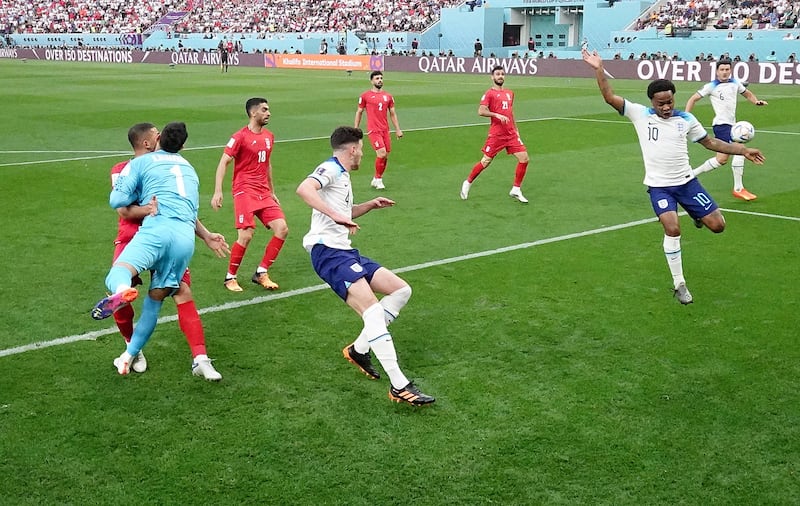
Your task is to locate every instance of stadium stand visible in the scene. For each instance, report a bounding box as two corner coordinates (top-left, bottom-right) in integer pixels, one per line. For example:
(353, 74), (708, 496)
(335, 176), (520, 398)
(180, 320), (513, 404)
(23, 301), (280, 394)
(0, 0), (462, 35)
(2, 0), (798, 61)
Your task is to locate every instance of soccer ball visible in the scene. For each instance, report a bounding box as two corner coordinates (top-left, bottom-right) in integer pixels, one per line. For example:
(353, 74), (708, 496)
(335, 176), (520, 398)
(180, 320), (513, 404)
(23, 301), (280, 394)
(731, 121), (755, 143)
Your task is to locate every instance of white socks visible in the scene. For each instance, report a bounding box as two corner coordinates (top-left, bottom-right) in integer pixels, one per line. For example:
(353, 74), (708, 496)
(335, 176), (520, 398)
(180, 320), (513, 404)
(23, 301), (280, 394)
(359, 303), (409, 389)
(663, 235), (685, 289)
(692, 157), (721, 177)
(731, 155), (745, 191)
(379, 285), (411, 325)
(353, 286), (412, 352)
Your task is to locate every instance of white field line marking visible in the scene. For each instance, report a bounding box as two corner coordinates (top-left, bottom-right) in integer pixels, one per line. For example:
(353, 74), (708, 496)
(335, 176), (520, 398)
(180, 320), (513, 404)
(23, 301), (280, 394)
(3, 117), (797, 167)
(0, 215), (658, 358)
(1, 207), (797, 359)
(720, 207), (800, 221)
(0, 118), (556, 167)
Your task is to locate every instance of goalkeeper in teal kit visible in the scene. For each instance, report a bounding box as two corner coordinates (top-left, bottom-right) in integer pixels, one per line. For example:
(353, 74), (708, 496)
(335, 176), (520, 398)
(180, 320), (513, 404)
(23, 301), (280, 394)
(93, 122), (228, 376)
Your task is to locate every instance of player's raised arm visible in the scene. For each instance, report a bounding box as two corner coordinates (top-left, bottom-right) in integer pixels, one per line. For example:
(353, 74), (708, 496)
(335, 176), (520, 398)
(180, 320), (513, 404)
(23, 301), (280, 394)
(582, 49), (624, 114)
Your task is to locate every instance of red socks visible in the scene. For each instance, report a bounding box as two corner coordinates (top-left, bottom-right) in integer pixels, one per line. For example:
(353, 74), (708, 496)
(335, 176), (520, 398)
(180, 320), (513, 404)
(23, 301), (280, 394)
(177, 300), (207, 358)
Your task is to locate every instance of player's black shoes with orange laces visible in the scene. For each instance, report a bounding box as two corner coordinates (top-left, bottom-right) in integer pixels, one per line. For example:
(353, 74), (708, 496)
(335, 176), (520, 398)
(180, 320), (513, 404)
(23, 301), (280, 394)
(389, 382), (436, 406)
(343, 344), (380, 380)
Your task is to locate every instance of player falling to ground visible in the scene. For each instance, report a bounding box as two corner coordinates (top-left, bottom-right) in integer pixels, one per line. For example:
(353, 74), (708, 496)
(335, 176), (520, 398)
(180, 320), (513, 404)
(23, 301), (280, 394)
(296, 126), (435, 406)
(93, 122), (230, 378)
(104, 123), (227, 380)
(582, 49), (765, 304)
(684, 57), (768, 201)
(354, 70), (403, 190)
(212, 97), (289, 292)
(460, 64), (531, 203)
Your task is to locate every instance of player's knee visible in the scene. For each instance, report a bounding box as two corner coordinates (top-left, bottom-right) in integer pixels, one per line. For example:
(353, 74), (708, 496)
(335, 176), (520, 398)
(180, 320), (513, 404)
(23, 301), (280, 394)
(173, 283), (193, 304)
(480, 156), (493, 166)
(273, 221), (289, 238)
(707, 214), (726, 233)
(238, 228), (255, 244)
(393, 284), (412, 303)
(663, 223), (681, 236)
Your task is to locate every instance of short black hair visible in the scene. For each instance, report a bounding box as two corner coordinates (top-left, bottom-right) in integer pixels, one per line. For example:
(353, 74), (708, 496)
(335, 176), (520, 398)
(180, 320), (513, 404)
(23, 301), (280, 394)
(647, 79), (676, 99)
(717, 57), (733, 67)
(330, 126), (363, 150)
(127, 122), (156, 149)
(245, 97), (268, 117)
(160, 122), (188, 153)
(491, 65), (504, 74)
(369, 70), (383, 80)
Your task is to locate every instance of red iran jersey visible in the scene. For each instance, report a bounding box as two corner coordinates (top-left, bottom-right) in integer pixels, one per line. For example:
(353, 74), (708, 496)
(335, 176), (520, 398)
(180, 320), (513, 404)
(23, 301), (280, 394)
(481, 87), (518, 137)
(110, 160), (141, 244)
(224, 126), (275, 197)
(358, 90), (394, 133)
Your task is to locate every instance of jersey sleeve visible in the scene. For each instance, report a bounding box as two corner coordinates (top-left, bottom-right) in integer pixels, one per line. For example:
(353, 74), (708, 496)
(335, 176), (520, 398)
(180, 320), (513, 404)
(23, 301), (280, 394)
(223, 132), (240, 158)
(684, 112), (709, 143)
(110, 160), (139, 209)
(622, 99), (644, 120)
(308, 160), (338, 188)
(696, 82), (713, 98)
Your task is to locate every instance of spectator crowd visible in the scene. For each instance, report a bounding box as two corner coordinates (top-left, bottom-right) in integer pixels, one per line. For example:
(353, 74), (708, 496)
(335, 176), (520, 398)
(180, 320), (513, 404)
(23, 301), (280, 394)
(633, 0), (799, 32)
(1, 0), (461, 35)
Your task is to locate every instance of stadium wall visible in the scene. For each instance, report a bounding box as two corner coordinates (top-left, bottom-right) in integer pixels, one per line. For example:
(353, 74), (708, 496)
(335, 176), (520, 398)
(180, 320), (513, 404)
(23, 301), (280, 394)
(2, 48), (798, 85)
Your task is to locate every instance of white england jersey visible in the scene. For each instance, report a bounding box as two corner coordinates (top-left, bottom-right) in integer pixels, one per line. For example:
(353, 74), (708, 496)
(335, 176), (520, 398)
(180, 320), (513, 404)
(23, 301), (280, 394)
(695, 79), (747, 126)
(623, 100), (708, 187)
(302, 157), (354, 252)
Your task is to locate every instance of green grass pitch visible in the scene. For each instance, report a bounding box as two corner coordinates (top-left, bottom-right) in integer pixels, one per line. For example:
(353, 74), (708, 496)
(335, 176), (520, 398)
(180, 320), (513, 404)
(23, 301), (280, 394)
(0, 59), (798, 504)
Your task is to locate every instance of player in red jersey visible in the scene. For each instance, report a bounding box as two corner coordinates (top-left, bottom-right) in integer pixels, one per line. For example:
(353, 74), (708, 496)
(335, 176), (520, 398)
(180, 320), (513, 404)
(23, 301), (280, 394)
(354, 70), (403, 190)
(460, 65), (531, 203)
(108, 122), (229, 380)
(211, 97), (289, 292)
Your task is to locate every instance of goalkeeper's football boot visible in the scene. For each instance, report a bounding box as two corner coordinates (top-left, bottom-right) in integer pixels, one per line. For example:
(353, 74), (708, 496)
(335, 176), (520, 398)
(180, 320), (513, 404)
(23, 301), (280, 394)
(673, 282), (693, 305)
(251, 271), (279, 290)
(343, 344), (380, 380)
(389, 382), (435, 406)
(131, 351), (148, 373)
(92, 288), (138, 320)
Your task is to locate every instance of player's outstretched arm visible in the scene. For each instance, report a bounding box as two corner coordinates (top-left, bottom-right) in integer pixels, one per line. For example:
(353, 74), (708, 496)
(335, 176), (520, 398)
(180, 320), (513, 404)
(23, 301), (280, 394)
(352, 197), (395, 219)
(582, 49), (624, 114)
(743, 89), (768, 106)
(698, 136), (765, 164)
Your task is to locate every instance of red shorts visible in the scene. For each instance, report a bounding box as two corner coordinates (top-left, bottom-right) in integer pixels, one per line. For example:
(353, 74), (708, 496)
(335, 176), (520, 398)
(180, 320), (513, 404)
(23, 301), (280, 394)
(113, 238), (191, 286)
(482, 135), (526, 158)
(367, 130), (391, 153)
(233, 192), (285, 229)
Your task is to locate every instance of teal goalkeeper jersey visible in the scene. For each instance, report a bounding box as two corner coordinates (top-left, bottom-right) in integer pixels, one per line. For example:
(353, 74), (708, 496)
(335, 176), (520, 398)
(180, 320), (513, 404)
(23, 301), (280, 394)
(110, 149), (199, 225)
